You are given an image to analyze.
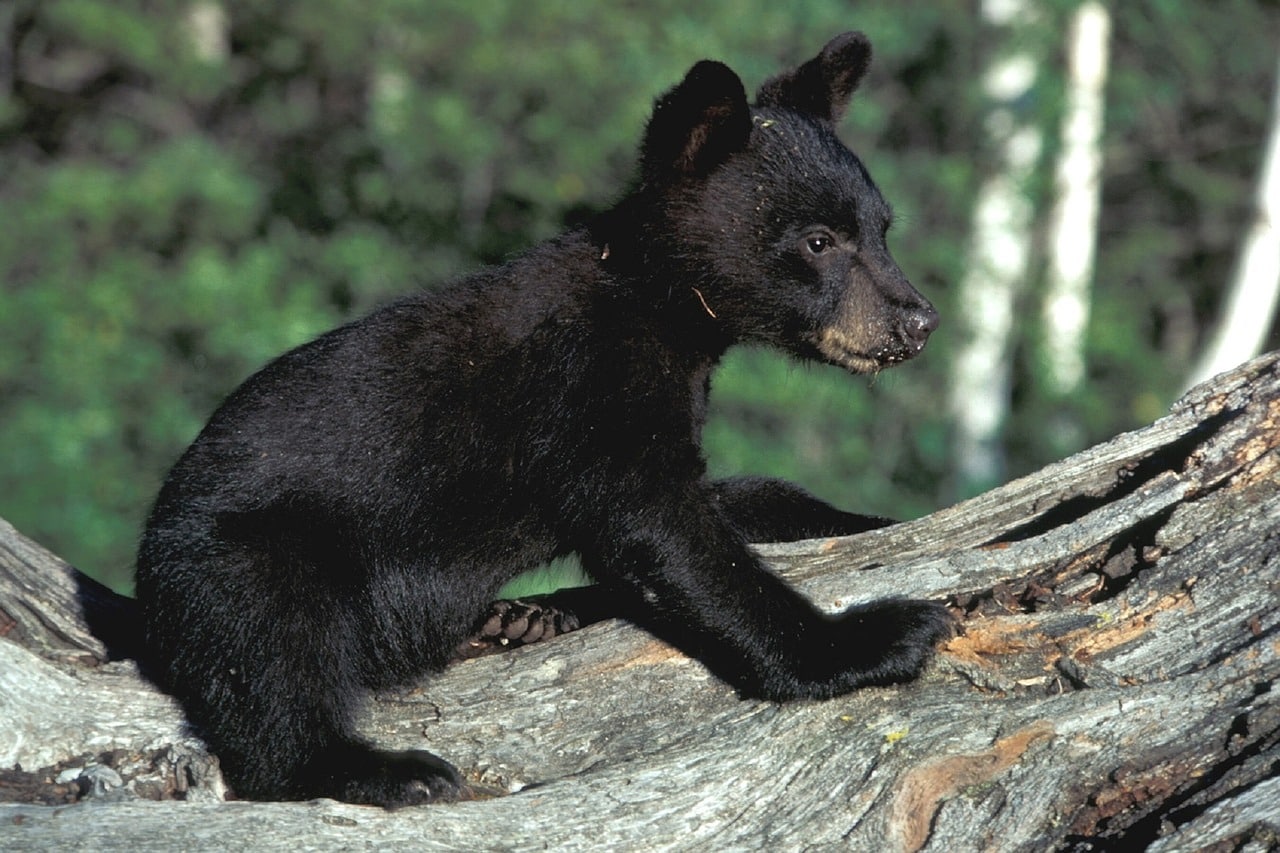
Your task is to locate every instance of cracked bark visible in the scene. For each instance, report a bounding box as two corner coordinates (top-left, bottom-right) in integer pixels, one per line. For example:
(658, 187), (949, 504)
(2, 352), (1278, 851)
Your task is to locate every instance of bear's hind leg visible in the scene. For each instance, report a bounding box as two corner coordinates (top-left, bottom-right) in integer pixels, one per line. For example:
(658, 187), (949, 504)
(144, 543), (467, 807)
(173, 621), (467, 807)
(189, 642), (468, 806)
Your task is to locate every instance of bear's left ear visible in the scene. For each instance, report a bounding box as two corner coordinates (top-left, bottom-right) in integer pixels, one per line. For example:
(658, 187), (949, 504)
(640, 59), (752, 184)
(755, 31), (872, 123)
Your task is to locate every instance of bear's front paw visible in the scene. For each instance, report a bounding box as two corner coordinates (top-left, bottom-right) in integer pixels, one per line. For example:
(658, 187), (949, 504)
(836, 598), (955, 688)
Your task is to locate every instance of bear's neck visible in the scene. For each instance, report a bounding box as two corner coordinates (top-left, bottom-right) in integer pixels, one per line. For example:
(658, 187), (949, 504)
(585, 199), (737, 360)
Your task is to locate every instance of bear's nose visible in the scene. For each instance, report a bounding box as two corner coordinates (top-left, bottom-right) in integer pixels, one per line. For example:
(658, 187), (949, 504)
(903, 303), (939, 351)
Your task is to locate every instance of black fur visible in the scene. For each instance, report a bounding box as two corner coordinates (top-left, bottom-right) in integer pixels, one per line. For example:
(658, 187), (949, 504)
(136, 32), (949, 808)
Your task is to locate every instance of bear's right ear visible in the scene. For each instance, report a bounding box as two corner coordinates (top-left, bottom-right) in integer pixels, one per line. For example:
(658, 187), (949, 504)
(640, 60), (752, 184)
(755, 31), (872, 123)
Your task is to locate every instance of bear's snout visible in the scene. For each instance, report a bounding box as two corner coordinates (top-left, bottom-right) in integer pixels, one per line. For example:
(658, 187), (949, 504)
(878, 300), (939, 366)
(899, 302), (940, 353)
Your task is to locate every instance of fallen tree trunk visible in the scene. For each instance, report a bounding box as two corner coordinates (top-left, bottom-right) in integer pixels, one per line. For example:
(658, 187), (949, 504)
(2, 352), (1278, 851)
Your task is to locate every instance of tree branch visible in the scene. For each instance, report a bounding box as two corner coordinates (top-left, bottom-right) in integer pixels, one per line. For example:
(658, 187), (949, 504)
(2, 352), (1278, 850)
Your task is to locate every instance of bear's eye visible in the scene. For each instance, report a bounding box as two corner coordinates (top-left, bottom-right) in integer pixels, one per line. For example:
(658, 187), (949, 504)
(805, 235), (832, 255)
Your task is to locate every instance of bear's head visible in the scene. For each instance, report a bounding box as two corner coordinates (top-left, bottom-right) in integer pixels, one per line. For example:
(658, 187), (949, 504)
(633, 32), (938, 374)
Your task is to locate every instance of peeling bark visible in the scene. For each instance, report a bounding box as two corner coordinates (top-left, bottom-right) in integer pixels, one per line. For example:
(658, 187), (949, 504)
(2, 352), (1278, 851)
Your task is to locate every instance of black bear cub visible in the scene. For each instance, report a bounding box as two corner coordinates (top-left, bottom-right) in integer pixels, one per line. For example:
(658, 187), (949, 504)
(136, 32), (949, 807)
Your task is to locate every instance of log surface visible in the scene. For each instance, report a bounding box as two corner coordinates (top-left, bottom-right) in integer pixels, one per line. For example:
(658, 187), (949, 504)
(2, 352), (1278, 851)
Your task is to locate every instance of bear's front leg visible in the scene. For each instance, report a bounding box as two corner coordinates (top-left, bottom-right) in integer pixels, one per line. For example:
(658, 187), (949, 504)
(711, 475), (895, 542)
(573, 493), (952, 701)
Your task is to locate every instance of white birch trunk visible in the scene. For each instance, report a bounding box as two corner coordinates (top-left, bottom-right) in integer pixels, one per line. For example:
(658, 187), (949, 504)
(1042, 2), (1110, 395)
(185, 2), (228, 62)
(948, 0), (1042, 494)
(1185, 54), (1280, 390)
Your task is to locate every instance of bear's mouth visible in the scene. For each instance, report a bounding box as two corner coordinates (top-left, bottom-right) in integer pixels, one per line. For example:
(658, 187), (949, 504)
(813, 327), (919, 374)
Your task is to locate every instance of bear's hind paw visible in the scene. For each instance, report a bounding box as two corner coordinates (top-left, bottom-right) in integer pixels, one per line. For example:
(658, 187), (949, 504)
(455, 597), (584, 660)
(328, 747), (467, 808)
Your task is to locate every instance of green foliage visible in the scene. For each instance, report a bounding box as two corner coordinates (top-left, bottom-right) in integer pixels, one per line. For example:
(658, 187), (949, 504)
(1, 0), (1275, 591)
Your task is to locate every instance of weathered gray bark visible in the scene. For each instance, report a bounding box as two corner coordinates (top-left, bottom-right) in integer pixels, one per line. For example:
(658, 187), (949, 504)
(2, 352), (1278, 852)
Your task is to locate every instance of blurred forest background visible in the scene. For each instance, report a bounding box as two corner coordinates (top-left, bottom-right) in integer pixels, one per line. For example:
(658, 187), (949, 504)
(1, 0), (1277, 593)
